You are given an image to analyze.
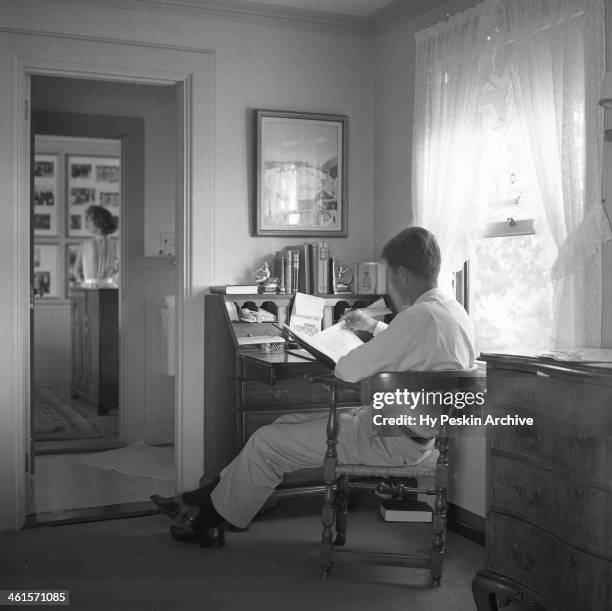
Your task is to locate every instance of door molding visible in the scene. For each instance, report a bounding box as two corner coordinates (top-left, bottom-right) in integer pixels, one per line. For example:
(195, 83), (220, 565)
(1, 31), (215, 528)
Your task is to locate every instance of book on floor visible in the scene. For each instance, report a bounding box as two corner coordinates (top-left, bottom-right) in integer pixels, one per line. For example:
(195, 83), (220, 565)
(379, 500), (433, 522)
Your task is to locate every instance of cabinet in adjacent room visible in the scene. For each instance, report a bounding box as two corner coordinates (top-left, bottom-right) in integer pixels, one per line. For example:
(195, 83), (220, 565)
(70, 287), (119, 415)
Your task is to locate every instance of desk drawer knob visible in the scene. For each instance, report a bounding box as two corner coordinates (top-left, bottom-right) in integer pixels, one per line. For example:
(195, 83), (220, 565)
(516, 430), (540, 450)
(511, 385), (535, 404)
(511, 544), (536, 570)
(515, 485), (539, 505)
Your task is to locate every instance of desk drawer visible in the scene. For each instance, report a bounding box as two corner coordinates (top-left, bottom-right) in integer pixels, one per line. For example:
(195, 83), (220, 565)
(241, 380), (361, 407)
(487, 368), (612, 428)
(489, 455), (611, 555)
(489, 409), (611, 486)
(242, 380), (331, 407)
(240, 406), (356, 444)
(486, 513), (611, 611)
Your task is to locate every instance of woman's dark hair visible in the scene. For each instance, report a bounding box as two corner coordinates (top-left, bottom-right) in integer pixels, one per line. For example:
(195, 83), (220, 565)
(86, 205), (118, 236)
(381, 227), (441, 283)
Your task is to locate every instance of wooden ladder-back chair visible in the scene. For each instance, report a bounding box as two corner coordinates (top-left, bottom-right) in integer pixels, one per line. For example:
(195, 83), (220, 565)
(309, 369), (481, 586)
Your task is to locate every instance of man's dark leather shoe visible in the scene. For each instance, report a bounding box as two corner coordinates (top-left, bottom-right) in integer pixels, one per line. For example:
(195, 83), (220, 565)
(151, 494), (183, 519)
(168, 505), (201, 538)
(170, 521), (225, 549)
(197, 525), (225, 549)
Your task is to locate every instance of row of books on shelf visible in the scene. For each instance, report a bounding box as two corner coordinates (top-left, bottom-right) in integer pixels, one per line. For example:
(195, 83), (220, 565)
(210, 242), (349, 296)
(277, 241), (338, 295)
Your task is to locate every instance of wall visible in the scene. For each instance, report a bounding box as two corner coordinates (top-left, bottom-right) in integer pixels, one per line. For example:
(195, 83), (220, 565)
(3, 0), (376, 282)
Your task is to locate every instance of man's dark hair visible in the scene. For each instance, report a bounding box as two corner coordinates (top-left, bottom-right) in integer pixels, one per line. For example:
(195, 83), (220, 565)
(381, 227), (441, 282)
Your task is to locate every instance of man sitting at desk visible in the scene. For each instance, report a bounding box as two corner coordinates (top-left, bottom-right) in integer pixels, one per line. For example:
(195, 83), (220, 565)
(152, 227), (476, 548)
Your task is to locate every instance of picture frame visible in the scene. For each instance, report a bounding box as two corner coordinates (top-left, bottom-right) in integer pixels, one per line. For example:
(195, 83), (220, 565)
(253, 110), (348, 237)
(67, 155), (120, 237)
(66, 243), (80, 293)
(33, 244), (59, 298)
(33, 154), (58, 237)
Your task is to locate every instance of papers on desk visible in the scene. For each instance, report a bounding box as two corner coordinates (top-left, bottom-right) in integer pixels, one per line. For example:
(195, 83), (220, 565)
(356, 297), (392, 318)
(309, 320), (363, 363)
(281, 319), (362, 366)
(539, 349), (612, 368)
(289, 292), (324, 337)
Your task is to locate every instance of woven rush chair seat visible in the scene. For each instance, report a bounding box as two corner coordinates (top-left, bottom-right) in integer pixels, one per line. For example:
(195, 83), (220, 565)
(336, 463), (437, 478)
(307, 369), (481, 587)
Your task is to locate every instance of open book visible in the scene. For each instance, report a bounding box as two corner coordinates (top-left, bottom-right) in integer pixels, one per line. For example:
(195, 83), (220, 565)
(276, 320), (363, 369)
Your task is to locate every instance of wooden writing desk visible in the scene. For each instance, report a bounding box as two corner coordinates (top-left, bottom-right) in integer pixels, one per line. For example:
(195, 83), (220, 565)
(203, 293), (381, 493)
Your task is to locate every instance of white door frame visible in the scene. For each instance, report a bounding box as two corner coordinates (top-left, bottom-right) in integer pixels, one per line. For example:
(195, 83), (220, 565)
(2, 31), (215, 528)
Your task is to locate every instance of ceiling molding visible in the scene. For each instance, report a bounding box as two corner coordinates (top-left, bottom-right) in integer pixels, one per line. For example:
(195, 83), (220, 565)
(88, 0), (372, 31)
(44, 0), (445, 35)
(370, 0), (451, 31)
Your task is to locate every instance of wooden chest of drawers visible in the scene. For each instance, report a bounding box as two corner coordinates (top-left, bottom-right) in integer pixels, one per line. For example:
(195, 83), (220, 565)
(473, 354), (612, 611)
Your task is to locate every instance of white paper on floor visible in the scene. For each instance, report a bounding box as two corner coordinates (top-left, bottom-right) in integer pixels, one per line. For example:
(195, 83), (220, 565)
(65, 440), (175, 480)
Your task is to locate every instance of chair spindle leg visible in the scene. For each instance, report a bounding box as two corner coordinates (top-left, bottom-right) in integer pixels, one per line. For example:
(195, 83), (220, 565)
(431, 436), (449, 587)
(320, 385), (339, 579)
(334, 475), (348, 546)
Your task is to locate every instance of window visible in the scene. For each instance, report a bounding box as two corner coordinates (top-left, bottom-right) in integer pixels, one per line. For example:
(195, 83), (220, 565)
(465, 48), (557, 354)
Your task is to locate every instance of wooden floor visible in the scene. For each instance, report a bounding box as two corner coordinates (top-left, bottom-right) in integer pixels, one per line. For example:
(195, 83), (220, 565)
(29, 453), (175, 516)
(29, 382), (175, 522)
(5, 496), (484, 611)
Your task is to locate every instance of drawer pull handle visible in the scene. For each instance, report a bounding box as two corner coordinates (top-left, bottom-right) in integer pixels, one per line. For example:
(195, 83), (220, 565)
(511, 544), (536, 570)
(515, 486), (538, 505)
(566, 488), (583, 499)
(516, 431), (540, 450)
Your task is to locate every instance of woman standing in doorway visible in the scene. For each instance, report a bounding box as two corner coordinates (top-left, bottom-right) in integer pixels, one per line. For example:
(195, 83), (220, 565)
(74, 205), (119, 287)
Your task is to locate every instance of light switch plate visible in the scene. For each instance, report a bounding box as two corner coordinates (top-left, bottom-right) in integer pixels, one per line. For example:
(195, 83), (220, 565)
(158, 232), (175, 257)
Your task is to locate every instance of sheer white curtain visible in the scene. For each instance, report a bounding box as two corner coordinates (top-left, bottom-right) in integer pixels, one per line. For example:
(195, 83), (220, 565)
(501, 0), (607, 347)
(412, 0), (606, 347)
(412, 7), (488, 280)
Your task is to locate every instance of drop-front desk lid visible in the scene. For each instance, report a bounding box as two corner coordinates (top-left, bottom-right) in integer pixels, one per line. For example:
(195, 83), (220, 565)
(239, 350), (329, 385)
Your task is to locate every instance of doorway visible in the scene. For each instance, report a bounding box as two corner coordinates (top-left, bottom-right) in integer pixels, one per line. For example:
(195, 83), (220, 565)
(28, 76), (178, 523)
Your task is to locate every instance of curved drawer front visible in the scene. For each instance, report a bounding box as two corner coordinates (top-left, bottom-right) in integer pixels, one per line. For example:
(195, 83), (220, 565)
(489, 455), (611, 555)
(486, 513), (612, 611)
(488, 409), (611, 486)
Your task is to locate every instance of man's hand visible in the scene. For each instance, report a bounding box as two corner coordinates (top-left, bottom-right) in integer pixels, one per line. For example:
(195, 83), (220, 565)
(342, 309), (378, 334)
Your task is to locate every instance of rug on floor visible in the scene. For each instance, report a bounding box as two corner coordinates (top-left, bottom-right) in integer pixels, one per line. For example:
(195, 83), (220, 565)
(65, 440), (175, 480)
(33, 387), (101, 442)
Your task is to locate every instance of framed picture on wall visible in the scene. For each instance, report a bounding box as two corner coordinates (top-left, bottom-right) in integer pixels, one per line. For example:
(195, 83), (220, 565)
(66, 243), (80, 293)
(67, 155), (120, 237)
(33, 244), (59, 298)
(253, 110), (348, 237)
(33, 154), (58, 236)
